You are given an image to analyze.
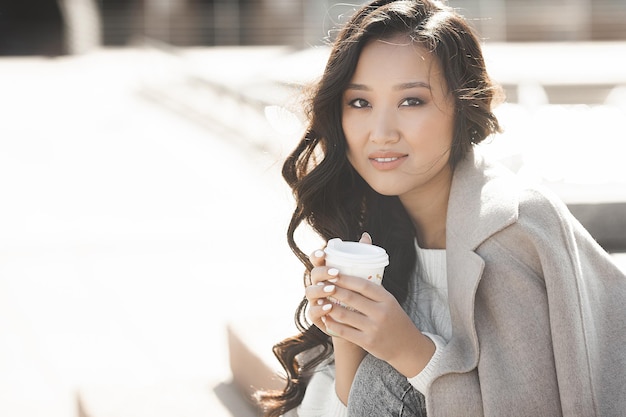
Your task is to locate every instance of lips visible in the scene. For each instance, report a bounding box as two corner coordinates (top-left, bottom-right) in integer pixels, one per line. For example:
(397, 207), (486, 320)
(368, 151), (408, 170)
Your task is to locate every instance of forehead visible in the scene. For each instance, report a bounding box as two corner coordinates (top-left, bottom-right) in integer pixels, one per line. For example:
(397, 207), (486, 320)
(352, 35), (446, 88)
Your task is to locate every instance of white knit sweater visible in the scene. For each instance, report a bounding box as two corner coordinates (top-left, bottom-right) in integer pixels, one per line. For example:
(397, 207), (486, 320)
(406, 242), (450, 393)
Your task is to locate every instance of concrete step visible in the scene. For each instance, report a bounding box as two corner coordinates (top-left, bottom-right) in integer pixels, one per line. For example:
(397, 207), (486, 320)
(77, 379), (259, 417)
(612, 254), (626, 272)
(568, 202), (626, 252)
(227, 317), (301, 412)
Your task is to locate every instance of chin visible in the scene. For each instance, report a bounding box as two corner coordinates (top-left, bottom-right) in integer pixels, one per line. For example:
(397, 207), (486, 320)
(369, 184), (403, 197)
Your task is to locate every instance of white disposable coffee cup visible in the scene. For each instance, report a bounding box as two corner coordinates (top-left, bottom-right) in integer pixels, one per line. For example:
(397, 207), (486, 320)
(324, 238), (389, 285)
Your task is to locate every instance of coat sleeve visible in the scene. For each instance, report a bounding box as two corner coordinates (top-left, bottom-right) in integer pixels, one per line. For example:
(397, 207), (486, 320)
(521, 187), (626, 416)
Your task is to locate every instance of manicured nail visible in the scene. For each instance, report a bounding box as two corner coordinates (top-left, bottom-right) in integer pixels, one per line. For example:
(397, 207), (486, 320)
(322, 303), (332, 312)
(314, 250), (325, 258)
(328, 268), (339, 276)
(323, 285), (335, 293)
(317, 299), (324, 305)
(317, 282), (324, 286)
(328, 278), (338, 283)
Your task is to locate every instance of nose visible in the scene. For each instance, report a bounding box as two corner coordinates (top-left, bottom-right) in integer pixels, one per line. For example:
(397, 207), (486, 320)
(369, 108), (400, 145)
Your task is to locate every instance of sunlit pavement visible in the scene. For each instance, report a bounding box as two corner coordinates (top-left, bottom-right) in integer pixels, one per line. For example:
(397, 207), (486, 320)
(1, 44), (625, 417)
(0, 49), (309, 417)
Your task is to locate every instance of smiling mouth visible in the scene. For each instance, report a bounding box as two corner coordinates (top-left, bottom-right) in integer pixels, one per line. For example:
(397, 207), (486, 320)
(372, 157), (400, 162)
(368, 154), (407, 170)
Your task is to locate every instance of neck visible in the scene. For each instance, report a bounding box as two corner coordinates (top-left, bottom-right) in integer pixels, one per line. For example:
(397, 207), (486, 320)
(399, 167), (452, 250)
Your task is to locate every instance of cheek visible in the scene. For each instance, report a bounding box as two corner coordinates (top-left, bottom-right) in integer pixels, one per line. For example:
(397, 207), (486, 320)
(415, 114), (455, 145)
(344, 116), (372, 148)
(342, 119), (359, 151)
(344, 141), (358, 168)
(342, 137), (362, 173)
(341, 116), (355, 141)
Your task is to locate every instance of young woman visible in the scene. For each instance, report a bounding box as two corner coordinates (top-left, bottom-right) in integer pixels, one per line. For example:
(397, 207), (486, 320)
(259, 1), (626, 416)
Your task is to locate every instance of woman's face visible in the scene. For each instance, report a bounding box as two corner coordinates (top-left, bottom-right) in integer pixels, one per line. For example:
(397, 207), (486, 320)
(342, 35), (456, 200)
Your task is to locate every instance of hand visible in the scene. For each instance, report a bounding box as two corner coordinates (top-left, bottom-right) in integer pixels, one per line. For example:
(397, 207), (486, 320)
(304, 246), (339, 335)
(305, 232), (372, 405)
(305, 232), (374, 334)
(319, 243), (435, 378)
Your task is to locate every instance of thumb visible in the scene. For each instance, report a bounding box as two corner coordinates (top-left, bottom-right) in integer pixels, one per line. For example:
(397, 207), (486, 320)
(359, 231), (372, 245)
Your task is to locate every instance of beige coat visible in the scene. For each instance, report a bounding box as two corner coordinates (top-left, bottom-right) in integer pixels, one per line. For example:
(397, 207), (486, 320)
(428, 149), (626, 416)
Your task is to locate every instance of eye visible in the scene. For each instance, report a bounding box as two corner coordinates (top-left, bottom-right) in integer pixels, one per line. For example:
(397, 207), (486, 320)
(348, 98), (370, 108)
(400, 98), (422, 106)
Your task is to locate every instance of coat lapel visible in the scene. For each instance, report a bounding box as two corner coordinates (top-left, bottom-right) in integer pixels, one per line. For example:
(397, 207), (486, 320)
(435, 148), (520, 377)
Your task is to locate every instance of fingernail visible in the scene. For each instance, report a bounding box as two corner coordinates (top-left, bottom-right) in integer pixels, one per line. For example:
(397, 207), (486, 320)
(317, 282), (324, 286)
(317, 299), (324, 305)
(322, 303), (332, 311)
(314, 250), (325, 258)
(323, 285), (335, 293)
(328, 278), (338, 283)
(328, 268), (339, 277)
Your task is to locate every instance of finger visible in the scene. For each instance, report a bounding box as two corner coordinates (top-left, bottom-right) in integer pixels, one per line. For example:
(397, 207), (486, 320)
(326, 284), (373, 315)
(333, 273), (383, 298)
(308, 300), (334, 321)
(329, 275), (389, 312)
(309, 248), (326, 268)
(322, 309), (365, 341)
(308, 301), (335, 335)
(305, 280), (337, 303)
(328, 302), (368, 328)
(359, 232), (372, 245)
(310, 265), (339, 286)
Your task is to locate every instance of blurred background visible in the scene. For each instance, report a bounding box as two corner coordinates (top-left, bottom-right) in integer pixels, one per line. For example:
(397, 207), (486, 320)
(0, 1), (625, 417)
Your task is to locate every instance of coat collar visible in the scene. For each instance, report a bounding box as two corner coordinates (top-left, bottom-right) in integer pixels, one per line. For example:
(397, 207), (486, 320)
(447, 148), (520, 251)
(435, 148), (520, 375)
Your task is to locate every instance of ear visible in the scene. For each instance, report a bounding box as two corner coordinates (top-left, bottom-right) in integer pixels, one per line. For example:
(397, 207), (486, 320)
(359, 232), (372, 245)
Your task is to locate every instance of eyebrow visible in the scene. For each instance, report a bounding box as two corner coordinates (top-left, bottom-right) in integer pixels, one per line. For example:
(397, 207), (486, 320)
(345, 81), (431, 91)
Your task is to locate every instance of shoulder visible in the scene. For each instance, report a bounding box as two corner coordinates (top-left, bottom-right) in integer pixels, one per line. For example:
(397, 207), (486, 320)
(450, 149), (590, 252)
(470, 177), (590, 283)
(487, 173), (606, 269)
(473, 149), (577, 233)
(517, 183), (575, 230)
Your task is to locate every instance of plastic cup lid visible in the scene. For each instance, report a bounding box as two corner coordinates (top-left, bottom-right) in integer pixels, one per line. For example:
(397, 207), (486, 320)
(324, 238), (389, 267)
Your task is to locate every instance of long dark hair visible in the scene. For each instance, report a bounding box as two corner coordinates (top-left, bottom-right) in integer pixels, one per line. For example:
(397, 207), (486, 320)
(258, 1), (501, 415)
